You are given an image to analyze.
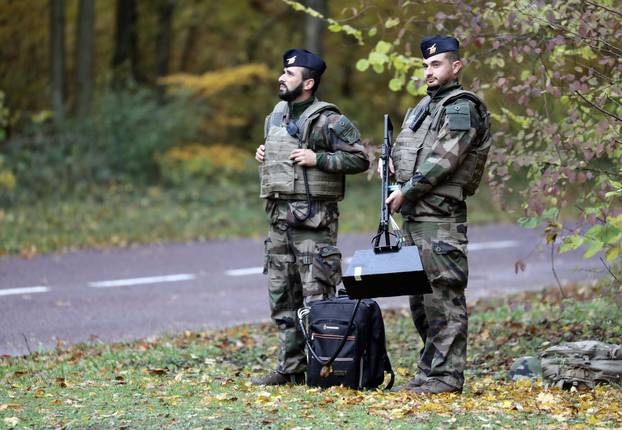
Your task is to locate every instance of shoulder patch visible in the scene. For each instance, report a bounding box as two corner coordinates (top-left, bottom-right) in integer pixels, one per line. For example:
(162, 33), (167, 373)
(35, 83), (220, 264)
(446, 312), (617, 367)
(446, 101), (471, 131)
(329, 114), (360, 144)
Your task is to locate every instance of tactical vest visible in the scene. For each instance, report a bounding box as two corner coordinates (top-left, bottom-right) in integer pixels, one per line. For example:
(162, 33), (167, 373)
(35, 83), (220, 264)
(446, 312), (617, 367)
(392, 89), (491, 200)
(259, 99), (345, 201)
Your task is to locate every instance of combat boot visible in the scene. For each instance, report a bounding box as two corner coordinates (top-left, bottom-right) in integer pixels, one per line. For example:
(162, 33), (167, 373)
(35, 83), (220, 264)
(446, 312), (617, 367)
(250, 371), (305, 386)
(413, 378), (462, 395)
(391, 372), (427, 392)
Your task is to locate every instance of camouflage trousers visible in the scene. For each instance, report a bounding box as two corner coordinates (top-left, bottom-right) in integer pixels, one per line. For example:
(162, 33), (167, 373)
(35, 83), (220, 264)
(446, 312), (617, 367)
(403, 220), (469, 389)
(263, 199), (342, 374)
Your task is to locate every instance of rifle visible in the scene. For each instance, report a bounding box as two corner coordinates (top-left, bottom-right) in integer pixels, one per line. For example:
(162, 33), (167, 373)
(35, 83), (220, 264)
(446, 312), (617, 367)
(342, 114), (431, 299)
(372, 114), (401, 253)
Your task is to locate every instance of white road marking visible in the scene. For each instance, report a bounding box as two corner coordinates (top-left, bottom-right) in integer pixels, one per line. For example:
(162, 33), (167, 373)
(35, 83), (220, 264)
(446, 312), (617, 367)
(0, 286), (50, 296)
(226, 267), (264, 277)
(89, 273), (196, 288)
(225, 240), (521, 277)
(468, 240), (519, 251)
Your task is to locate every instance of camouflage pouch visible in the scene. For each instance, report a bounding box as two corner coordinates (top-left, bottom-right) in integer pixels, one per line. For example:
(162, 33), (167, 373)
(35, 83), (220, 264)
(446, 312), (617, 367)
(285, 201), (339, 230)
(312, 244), (342, 288)
(541, 340), (622, 389)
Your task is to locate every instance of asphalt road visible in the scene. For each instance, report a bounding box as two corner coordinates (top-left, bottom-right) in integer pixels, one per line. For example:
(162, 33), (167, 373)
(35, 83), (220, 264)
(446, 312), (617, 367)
(0, 224), (602, 356)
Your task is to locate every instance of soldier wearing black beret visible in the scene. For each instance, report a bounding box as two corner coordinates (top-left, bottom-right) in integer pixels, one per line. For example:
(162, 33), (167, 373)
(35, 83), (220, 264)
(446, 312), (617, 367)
(385, 36), (492, 394)
(253, 49), (369, 386)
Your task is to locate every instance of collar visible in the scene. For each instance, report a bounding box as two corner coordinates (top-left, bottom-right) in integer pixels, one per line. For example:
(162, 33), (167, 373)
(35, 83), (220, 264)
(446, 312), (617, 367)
(427, 80), (462, 101)
(288, 96), (315, 122)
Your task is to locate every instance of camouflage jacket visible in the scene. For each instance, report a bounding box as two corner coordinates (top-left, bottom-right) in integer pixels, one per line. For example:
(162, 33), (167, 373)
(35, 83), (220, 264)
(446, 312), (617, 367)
(399, 81), (489, 221)
(288, 97), (369, 175)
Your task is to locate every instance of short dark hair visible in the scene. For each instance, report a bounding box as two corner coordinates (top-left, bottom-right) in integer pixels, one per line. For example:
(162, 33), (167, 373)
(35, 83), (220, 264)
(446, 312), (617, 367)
(445, 51), (461, 63)
(301, 67), (322, 94)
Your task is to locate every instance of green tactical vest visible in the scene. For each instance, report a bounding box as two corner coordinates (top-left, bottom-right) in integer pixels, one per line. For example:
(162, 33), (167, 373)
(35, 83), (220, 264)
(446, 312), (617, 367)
(259, 99), (345, 201)
(392, 89), (491, 201)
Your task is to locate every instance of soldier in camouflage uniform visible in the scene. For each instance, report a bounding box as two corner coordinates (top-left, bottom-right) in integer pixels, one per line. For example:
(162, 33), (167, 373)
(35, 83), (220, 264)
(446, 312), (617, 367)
(385, 36), (491, 394)
(252, 49), (369, 386)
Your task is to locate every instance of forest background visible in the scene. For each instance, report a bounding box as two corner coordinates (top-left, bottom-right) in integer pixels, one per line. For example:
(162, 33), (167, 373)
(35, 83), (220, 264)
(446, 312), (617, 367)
(0, 0), (620, 277)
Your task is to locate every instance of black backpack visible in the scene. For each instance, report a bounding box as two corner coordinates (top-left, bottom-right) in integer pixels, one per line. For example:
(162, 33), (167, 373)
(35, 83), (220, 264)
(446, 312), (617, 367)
(298, 295), (395, 390)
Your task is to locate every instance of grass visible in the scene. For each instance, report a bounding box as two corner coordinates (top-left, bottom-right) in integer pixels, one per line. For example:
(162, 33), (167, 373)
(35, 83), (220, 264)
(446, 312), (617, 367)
(1, 282), (621, 429)
(0, 175), (520, 257)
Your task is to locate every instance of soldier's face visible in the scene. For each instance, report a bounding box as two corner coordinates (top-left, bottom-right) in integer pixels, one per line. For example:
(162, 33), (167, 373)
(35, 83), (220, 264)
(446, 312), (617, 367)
(423, 53), (462, 89)
(278, 66), (312, 102)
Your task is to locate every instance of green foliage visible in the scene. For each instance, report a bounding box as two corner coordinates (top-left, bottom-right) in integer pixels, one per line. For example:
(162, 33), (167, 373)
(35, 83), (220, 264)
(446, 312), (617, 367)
(282, 0), (622, 276)
(0, 155), (17, 203)
(0, 184), (264, 256)
(0, 91), (8, 142)
(3, 88), (202, 200)
(157, 144), (255, 187)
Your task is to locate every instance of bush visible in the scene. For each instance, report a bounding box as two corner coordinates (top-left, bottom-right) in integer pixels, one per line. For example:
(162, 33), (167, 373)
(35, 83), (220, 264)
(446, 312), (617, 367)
(2, 87), (204, 201)
(157, 143), (253, 187)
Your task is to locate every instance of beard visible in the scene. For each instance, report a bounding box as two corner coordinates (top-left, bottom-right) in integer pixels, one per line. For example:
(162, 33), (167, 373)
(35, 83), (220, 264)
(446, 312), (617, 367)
(278, 81), (304, 102)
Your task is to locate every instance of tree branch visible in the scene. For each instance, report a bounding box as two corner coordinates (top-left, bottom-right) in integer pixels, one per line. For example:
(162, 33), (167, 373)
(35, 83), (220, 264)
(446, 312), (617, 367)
(574, 90), (622, 122)
(550, 241), (567, 299)
(599, 256), (621, 283)
(584, 0), (622, 18)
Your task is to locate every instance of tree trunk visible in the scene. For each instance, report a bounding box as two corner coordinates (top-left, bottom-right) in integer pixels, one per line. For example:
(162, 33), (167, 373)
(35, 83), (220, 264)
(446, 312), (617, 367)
(50, 0), (65, 124)
(76, 0), (95, 115)
(156, 0), (175, 78)
(111, 0), (139, 86)
(304, 0), (326, 57)
(179, 23), (198, 72)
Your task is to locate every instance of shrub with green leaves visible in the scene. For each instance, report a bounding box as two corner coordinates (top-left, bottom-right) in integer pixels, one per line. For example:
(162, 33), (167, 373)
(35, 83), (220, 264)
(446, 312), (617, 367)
(2, 88), (203, 201)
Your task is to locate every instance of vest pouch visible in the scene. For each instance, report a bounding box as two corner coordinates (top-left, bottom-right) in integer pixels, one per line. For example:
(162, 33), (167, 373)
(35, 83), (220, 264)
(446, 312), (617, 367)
(285, 201), (339, 230)
(260, 160), (295, 197)
(392, 128), (423, 183)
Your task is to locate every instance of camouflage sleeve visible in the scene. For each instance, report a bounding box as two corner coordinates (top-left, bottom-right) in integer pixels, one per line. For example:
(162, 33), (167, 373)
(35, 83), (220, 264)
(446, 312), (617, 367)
(311, 111), (370, 174)
(401, 100), (481, 201)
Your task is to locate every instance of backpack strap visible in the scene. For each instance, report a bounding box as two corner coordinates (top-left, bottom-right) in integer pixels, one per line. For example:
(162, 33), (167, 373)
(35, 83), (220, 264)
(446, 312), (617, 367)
(383, 357), (395, 390)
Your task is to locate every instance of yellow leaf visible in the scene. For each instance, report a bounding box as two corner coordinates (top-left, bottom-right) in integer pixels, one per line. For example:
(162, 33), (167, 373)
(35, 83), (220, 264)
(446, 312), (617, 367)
(395, 367), (410, 377)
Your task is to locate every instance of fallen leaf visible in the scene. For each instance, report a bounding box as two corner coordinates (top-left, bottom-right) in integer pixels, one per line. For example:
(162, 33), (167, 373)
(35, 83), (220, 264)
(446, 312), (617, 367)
(3, 417), (19, 428)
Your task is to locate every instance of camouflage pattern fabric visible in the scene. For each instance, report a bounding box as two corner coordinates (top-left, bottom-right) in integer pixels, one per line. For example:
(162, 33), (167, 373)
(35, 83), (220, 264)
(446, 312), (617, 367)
(400, 81), (487, 221)
(392, 80), (490, 391)
(285, 97), (369, 175)
(310, 110), (369, 174)
(263, 200), (341, 374)
(403, 211), (469, 390)
(260, 98), (368, 374)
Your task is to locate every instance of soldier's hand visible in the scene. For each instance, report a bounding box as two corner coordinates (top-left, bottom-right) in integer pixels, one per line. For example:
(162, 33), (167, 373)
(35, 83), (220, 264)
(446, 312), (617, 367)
(255, 144), (265, 163)
(386, 189), (405, 214)
(377, 158), (395, 177)
(289, 149), (317, 167)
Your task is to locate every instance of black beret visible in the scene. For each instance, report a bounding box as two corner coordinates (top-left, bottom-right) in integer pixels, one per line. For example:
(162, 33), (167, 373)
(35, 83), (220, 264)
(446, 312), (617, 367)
(282, 48), (326, 75)
(420, 36), (460, 59)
